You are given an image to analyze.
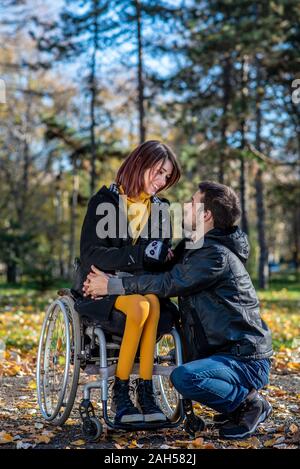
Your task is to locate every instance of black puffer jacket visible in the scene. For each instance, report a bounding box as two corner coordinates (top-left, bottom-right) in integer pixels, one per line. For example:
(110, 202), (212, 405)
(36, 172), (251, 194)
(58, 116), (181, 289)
(122, 227), (273, 362)
(72, 183), (178, 331)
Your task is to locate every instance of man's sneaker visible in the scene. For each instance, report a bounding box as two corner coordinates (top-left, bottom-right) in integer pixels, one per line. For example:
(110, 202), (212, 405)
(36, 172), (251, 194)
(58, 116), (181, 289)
(135, 378), (167, 422)
(219, 389), (272, 440)
(111, 377), (144, 424)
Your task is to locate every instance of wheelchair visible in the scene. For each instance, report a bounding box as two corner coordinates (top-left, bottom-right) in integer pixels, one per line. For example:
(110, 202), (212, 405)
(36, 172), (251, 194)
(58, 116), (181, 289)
(36, 289), (205, 441)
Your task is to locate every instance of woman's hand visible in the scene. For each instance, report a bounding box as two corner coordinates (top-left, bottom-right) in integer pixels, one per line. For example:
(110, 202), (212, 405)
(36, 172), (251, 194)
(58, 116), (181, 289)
(82, 265), (111, 299)
(144, 241), (174, 266)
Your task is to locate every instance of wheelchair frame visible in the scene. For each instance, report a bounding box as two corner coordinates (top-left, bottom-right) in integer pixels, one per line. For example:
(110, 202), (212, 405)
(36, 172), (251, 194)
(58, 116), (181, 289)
(36, 290), (205, 441)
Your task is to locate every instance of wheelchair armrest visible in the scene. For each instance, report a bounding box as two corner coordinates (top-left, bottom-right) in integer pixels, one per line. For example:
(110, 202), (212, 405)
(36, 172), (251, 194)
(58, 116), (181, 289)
(57, 288), (73, 297)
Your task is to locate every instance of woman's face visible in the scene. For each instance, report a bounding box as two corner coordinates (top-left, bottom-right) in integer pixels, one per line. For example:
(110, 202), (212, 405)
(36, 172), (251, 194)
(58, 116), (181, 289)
(143, 159), (173, 195)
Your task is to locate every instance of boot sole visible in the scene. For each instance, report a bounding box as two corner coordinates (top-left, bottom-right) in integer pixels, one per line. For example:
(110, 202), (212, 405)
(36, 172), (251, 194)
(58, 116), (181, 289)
(120, 414), (144, 423)
(111, 411), (144, 424)
(144, 413), (167, 422)
(219, 403), (272, 440)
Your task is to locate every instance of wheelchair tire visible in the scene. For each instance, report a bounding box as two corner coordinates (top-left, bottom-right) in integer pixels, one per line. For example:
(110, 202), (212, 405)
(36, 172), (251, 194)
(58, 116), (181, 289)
(36, 295), (82, 426)
(82, 417), (103, 442)
(153, 328), (182, 422)
(184, 414), (206, 436)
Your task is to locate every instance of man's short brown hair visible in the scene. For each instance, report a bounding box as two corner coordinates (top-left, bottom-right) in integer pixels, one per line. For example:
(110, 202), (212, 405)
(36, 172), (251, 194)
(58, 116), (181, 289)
(198, 181), (241, 230)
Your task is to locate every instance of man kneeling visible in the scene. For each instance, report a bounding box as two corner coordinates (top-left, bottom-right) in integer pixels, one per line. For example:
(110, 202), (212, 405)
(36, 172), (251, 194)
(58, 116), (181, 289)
(84, 181), (273, 440)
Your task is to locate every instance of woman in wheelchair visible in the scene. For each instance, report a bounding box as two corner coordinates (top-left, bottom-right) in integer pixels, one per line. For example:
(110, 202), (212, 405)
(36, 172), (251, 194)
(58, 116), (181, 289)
(73, 140), (181, 425)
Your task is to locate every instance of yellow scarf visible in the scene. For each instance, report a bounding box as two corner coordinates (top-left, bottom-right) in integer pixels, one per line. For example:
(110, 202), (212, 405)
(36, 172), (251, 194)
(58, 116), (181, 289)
(119, 185), (151, 244)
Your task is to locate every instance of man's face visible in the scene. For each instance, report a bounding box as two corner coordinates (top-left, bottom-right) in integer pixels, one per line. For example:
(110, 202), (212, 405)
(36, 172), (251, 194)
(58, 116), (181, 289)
(184, 190), (203, 232)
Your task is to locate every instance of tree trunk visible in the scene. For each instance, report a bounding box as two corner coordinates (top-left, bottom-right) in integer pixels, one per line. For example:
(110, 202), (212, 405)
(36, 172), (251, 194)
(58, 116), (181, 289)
(254, 56), (269, 289)
(239, 57), (249, 235)
(54, 173), (67, 279)
(68, 160), (79, 279)
(135, 0), (146, 143)
(292, 209), (300, 270)
(294, 130), (300, 272)
(6, 262), (17, 284)
(89, 5), (98, 195)
(255, 168), (269, 288)
(290, 102), (300, 274)
(219, 54), (231, 184)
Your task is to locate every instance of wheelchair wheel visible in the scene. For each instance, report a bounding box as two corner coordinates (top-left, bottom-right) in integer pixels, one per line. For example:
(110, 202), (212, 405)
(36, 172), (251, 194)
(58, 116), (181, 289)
(36, 295), (82, 426)
(153, 329), (181, 422)
(82, 416), (103, 442)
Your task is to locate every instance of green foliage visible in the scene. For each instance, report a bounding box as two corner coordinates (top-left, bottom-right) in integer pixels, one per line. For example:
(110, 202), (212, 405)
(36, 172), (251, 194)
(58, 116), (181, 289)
(1, 0), (300, 288)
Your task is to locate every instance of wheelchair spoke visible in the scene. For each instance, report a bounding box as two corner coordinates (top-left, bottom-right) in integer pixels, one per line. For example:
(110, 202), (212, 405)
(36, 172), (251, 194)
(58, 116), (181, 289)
(154, 330), (181, 421)
(37, 295), (81, 424)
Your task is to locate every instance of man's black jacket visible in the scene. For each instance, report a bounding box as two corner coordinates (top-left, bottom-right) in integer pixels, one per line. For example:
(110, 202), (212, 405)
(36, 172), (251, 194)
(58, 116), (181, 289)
(121, 226), (273, 362)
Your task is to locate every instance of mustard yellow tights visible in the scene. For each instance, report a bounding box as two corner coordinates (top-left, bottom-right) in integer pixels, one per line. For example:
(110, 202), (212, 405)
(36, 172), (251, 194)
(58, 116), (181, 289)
(114, 294), (160, 380)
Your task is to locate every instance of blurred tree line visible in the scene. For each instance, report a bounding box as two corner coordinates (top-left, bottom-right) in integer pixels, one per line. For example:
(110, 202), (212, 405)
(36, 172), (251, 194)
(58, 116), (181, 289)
(0, 0), (299, 289)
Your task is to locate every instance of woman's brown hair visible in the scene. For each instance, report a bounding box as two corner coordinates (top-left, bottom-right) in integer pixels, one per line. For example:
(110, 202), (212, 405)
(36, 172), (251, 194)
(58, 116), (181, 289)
(116, 140), (181, 197)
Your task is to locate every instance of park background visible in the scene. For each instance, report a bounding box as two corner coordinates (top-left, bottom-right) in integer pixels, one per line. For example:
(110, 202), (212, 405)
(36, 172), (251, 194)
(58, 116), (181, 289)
(0, 0), (300, 449)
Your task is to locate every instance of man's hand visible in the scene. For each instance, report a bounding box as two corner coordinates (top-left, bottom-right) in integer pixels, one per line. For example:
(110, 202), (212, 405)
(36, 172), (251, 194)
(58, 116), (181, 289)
(166, 248), (174, 262)
(82, 265), (111, 299)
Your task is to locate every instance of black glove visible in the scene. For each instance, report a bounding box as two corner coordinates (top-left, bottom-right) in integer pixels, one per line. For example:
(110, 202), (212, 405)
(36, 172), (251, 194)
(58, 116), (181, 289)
(143, 240), (169, 267)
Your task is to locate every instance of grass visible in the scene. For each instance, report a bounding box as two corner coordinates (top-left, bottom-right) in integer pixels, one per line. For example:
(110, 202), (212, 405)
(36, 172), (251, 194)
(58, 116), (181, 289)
(0, 273), (299, 353)
(258, 273), (300, 351)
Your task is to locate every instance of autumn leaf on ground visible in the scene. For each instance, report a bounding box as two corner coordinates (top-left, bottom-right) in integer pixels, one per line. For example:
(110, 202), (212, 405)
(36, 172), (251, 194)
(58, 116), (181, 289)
(0, 432), (14, 444)
(289, 424), (298, 434)
(34, 435), (51, 444)
(191, 437), (204, 448)
(71, 440), (86, 446)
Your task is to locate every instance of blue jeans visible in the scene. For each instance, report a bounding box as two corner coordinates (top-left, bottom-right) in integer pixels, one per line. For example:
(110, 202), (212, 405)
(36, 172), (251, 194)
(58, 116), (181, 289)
(170, 354), (271, 414)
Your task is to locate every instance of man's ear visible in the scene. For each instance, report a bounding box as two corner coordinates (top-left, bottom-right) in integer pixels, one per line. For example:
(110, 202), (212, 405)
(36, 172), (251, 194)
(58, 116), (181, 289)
(204, 209), (213, 222)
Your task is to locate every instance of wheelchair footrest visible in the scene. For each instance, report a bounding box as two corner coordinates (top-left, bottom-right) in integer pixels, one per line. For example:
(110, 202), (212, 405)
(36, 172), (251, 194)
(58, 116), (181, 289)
(84, 363), (176, 377)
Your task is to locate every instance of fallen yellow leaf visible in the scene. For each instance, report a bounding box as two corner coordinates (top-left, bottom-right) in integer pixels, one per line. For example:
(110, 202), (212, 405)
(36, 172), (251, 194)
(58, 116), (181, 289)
(289, 423), (298, 434)
(202, 443), (216, 449)
(234, 441), (252, 448)
(0, 432), (14, 444)
(192, 437), (204, 448)
(57, 338), (63, 350)
(128, 439), (139, 448)
(174, 440), (192, 448)
(28, 380), (37, 390)
(71, 440), (86, 446)
(264, 438), (276, 447)
(34, 435), (51, 444)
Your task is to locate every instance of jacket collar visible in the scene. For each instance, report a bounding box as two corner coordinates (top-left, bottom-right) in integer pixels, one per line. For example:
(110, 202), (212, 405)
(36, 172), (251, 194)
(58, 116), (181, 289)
(109, 183), (163, 205)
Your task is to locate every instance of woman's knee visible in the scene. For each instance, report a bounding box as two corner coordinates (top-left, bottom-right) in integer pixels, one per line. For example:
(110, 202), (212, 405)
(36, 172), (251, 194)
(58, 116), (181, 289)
(127, 295), (150, 326)
(144, 294), (160, 320)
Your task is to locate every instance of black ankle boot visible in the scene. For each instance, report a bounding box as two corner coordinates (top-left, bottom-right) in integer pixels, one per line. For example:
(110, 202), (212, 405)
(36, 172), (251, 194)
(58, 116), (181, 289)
(136, 378), (167, 422)
(111, 377), (143, 424)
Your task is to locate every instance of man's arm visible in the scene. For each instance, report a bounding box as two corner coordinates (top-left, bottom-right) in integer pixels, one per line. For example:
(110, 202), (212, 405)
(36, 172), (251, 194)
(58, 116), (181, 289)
(108, 246), (226, 298)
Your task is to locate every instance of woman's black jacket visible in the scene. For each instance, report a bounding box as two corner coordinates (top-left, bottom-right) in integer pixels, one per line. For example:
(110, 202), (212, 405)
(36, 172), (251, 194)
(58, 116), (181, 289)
(72, 183), (178, 331)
